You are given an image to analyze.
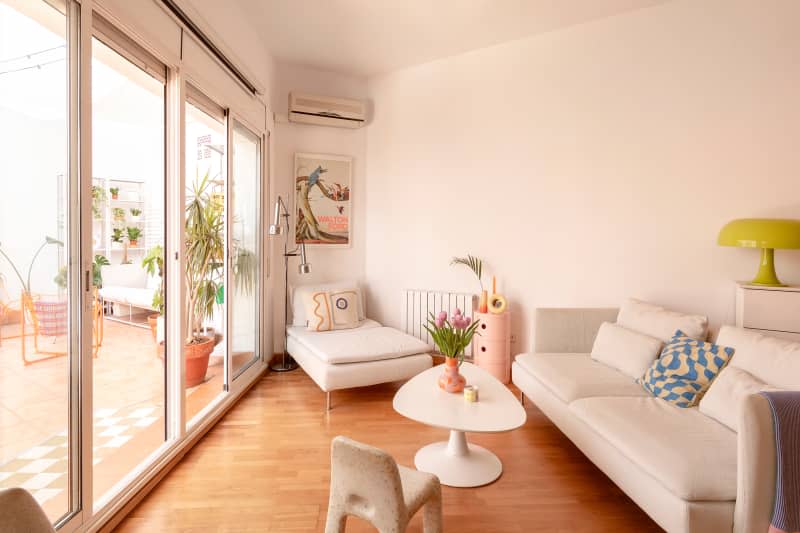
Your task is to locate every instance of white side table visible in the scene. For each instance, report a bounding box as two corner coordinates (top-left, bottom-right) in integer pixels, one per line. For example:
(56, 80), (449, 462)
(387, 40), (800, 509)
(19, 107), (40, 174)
(392, 362), (526, 487)
(736, 282), (800, 341)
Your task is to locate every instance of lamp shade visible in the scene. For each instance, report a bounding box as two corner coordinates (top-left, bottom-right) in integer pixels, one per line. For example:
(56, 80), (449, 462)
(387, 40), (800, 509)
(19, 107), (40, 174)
(718, 218), (800, 286)
(718, 218), (800, 249)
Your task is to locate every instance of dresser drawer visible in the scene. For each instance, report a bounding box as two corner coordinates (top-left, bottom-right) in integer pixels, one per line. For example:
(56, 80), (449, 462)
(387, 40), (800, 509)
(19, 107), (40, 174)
(738, 288), (800, 333)
(474, 311), (510, 340)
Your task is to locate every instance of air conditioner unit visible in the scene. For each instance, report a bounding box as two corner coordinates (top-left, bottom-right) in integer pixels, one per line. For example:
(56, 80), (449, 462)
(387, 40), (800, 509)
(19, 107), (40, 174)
(288, 92), (365, 129)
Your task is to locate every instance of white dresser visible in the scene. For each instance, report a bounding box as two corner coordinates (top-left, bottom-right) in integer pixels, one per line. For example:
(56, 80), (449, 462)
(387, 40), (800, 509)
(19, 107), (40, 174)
(735, 282), (800, 341)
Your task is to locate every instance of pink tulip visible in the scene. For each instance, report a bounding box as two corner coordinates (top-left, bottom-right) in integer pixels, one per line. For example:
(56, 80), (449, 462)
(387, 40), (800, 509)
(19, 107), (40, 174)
(437, 311), (448, 321)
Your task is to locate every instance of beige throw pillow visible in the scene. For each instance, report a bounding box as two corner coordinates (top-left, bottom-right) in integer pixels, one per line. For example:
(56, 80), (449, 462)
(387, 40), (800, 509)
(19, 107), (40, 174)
(303, 289), (360, 332)
(328, 289), (359, 330)
(617, 298), (708, 342)
(591, 322), (664, 380)
(699, 366), (780, 432)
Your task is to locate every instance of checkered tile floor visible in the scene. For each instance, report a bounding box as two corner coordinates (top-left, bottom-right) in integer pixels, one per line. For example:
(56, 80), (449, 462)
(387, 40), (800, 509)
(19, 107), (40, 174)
(0, 403), (162, 505)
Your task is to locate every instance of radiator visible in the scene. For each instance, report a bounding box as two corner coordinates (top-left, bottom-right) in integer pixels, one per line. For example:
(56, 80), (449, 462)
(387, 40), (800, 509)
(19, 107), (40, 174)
(402, 289), (477, 357)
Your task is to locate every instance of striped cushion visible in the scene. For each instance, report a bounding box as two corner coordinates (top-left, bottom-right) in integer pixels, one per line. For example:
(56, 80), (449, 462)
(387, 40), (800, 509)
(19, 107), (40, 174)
(640, 330), (734, 408)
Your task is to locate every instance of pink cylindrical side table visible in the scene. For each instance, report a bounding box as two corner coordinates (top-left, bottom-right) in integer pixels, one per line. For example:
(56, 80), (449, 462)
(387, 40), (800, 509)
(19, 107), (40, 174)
(472, 311), (511, 384)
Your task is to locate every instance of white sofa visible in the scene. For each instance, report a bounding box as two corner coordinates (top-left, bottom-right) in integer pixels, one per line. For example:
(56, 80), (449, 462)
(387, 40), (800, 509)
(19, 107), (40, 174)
(99, 264), (157, 311)
(513, 307), (786, 533)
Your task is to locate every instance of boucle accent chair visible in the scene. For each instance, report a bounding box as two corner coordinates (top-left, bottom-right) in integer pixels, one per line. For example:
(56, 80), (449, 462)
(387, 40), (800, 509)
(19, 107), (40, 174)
(0, 488), (56, 533)
(325, 436), (442, 533)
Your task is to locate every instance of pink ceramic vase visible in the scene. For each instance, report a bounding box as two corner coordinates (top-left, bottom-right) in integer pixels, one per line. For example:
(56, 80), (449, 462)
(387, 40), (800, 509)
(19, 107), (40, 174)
(438, 357), (466, 393)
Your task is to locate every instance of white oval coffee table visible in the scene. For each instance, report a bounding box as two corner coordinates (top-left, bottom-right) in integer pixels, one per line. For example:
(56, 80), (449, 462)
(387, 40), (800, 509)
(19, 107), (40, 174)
(393, 362), (526, 488)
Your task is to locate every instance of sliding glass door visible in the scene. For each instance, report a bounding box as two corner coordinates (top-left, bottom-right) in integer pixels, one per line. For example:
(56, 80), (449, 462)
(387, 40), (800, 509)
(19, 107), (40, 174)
(90, 31), (167, 507)
(184, 91), (227, 424)
(1, 3), (268, 529)
(230, 121), (261, 378)
(0, 0), (80, 525)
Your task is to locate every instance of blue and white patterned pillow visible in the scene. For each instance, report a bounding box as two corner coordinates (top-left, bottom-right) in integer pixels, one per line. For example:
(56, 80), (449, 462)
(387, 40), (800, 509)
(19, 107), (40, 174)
(640, 330), (734, 408)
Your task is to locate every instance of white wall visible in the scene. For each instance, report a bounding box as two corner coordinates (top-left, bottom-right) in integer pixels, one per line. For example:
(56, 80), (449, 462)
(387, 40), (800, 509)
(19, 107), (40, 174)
(269, 63), (368, 352)
(364, 0), (800, 351)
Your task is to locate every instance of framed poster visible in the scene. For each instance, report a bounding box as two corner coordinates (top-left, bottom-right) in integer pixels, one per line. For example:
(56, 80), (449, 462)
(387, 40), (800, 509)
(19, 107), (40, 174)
(294, 152), (352, 247)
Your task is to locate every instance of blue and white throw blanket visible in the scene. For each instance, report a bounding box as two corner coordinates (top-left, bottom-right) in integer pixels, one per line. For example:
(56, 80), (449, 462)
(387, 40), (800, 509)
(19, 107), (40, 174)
(761, 391), (800, 533)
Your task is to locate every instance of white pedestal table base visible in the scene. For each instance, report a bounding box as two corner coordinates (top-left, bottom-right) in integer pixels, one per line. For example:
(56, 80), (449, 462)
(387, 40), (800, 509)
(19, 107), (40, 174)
(413, 430), (502, 488)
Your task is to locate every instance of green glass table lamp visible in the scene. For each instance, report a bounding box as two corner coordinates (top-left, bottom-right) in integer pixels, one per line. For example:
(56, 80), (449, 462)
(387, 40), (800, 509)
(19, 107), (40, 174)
(718, 218), (800, 286)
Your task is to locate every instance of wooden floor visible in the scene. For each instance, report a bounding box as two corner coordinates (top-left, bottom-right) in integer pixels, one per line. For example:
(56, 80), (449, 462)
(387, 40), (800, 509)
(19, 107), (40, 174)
(114, 368), (662, 532)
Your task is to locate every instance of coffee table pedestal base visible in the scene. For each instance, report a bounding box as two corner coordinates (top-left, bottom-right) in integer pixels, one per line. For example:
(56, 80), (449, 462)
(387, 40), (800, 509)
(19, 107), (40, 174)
(414, 430), (502, 488)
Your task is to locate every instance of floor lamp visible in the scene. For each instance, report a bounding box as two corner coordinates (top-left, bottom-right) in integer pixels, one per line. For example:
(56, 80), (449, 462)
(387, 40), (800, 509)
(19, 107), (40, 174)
(269, 195), (311, 372)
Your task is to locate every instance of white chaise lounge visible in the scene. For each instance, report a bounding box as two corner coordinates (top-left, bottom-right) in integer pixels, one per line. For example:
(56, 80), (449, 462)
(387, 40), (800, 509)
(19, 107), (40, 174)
(287, 282), (432, 410)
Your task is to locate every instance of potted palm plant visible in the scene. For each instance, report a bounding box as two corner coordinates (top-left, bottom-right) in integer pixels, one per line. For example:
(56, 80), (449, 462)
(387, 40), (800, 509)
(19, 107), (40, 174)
(184, 173), (225, 387)
(126, 227), (142, 247)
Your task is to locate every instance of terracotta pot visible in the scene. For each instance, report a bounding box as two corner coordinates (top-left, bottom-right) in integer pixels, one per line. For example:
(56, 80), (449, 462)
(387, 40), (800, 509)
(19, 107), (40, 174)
(185, 336), (213, 388)
(147, 314), (159, 343)
(438, 357), (466, 393)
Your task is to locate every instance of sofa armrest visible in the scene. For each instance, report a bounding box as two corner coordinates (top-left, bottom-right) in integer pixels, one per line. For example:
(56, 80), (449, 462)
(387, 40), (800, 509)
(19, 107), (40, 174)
(734, 393), (776, 533)
(532, 308), (619, 353)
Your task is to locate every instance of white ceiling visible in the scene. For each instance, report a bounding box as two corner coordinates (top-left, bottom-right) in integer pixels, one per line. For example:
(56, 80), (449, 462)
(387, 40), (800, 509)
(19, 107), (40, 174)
(236, 0), (670, 78)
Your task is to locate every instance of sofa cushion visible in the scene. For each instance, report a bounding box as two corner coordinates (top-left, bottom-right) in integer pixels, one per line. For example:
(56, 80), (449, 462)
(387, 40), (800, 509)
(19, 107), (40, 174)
(699, 366), (780, 432)
(617, 298), (708, 342)
(640, 330), (734, 408)
(570, 397), (737, 501)
(591, 322), (663, 380)
(715, 325), (800, 390)
(514, 353), (649, 404)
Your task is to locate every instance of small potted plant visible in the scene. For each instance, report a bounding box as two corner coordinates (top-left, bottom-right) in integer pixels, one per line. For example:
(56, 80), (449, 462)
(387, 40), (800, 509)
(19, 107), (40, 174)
(92, 255), (109, 287)
(130, 207), (142, 222)
(112, 207), (125, 223)
(424, 309), (481, 393)
(56, 255), (108, 289)
(92, 186), (106, 219)
(126, 227), (142, 247)
(141, 245), (164, 345)
(452, 255), (486, 312)
(111, 228), (124, 249)
(109, 186), (120, 200)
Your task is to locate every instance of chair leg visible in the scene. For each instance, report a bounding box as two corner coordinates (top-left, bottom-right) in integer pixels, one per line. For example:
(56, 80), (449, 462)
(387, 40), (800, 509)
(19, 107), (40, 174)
(422, 484), (443, 533)
(324, 507), (347, 533)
